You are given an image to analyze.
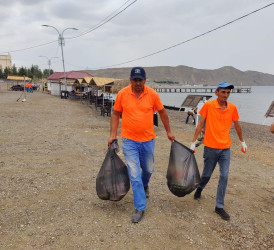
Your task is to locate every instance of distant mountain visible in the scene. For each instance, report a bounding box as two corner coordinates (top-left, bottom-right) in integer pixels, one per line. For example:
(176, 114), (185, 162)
(84, 65), (274, 86)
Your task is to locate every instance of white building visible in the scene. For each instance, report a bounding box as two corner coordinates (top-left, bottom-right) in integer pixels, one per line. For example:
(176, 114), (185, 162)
(0, 53), (12, 69)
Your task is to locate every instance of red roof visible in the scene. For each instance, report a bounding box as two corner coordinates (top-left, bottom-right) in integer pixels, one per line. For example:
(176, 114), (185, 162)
(48, 71), (93, 80)
(65, 71), (93, 79)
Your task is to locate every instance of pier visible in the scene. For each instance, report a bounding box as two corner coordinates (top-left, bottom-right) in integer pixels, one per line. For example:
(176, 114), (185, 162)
(153, 86), (251, 93)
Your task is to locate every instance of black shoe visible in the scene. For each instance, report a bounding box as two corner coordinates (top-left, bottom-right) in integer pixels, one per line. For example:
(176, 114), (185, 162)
(194, 188), (202, 200)
(144, 186), (149, 198)
(215, 207), (230, 221)
(132, 209), (144, 223)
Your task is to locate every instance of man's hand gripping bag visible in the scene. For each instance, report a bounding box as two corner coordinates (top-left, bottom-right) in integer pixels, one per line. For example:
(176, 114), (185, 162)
(166, 140), (201, 197)
(96, 140), (130, 201)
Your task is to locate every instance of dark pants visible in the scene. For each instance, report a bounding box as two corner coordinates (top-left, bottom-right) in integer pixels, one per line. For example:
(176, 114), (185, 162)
(198, 146), (230, 208)
(186, 112), (195, 124)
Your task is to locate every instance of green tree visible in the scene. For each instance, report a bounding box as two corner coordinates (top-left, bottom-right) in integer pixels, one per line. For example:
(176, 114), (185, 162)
(43, 69), (54, 78)
(3, 67), (11, 79)
(30, 64), (43, 79)
(43, 69), (49, 78)
(26, 68), (33, 78)
(12, 64), (17, 75)
(0, 66), (3, 79)
(5, 64), (46, 80)
(18, 66), (27, 76)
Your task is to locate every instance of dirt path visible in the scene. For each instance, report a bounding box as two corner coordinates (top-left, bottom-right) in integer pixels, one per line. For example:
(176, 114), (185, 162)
(0, 91), (273, 249)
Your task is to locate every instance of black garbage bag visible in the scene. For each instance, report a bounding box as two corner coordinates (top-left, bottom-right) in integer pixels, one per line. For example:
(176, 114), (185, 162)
(96, 139), (130, 201)
(166, 140), (200, 197)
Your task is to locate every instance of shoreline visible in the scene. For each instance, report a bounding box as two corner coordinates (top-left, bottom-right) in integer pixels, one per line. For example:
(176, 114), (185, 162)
(0, 91), (273, 249)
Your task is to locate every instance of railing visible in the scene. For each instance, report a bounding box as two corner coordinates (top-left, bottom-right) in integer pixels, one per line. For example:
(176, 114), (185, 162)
(153, 86), (251, 93)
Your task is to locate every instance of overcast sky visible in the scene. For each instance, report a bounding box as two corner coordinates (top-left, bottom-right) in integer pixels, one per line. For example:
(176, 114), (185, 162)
(0, 0), (273, 75)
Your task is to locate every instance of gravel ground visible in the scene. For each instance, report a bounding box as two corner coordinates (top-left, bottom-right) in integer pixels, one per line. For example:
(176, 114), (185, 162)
(0, 90), (273, 249)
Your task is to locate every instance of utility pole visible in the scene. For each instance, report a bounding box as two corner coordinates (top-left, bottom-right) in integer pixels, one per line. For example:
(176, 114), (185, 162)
(39, 56), (58, 92)
(42, 25), (78, 94)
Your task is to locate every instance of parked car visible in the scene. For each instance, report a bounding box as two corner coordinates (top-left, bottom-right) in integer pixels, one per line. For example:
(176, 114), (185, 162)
(11, 85), (24, 91)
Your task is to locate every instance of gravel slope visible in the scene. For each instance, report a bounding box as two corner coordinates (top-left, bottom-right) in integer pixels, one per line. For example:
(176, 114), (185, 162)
(0, 91), (273, 249)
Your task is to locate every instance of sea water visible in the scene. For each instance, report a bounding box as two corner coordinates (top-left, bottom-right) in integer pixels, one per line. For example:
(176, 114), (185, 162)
(110, 86), (273, 125)
(158, 86), (274, 126)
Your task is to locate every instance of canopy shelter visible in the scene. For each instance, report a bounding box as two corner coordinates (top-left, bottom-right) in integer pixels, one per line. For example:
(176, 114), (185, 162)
(265, 101), (274, 118)
(111, 79), (130, 93)
(83, 77), (121, 93)
(85, 77), (116, 85)
(7, 75), (32, 82)
(181, 95), (212, 109)
(181, 94), (212, 127)
(75, 78), (84, 84)
(59, 79), (76, 86)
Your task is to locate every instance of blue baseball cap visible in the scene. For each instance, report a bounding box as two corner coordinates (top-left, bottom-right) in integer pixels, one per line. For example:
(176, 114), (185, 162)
(216, 82), (234, 90)
(130, 67), (146, 80)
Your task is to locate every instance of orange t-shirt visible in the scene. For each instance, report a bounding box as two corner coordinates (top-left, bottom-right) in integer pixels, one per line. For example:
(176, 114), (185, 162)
(199, 99), (239, 149)
(114, 85), (164, 142)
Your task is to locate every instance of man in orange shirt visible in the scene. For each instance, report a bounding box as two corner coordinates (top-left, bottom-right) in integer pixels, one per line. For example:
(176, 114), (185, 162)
(108, 67), (175, 223)
(190, 82), (247, 221)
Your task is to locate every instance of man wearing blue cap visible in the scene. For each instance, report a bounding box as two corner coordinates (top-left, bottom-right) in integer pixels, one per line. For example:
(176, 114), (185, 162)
(108, 67), (175, 223)
(190, 82), (247, 221)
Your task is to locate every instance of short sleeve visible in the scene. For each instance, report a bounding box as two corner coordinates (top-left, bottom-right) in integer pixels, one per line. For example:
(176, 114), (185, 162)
(232, 106), (239, 122)
(113, 91), (123, 112)
(199, 102), (208, 119)
(154, 92), (164, 111)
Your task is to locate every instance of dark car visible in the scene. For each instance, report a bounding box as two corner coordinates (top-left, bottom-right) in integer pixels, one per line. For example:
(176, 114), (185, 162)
(11, 85), (24, 91)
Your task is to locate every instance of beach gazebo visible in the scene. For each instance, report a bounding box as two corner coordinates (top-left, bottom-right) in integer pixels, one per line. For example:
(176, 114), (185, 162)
(264, 100), (274, 124)
(48, 71), (93, 95)
(83, 77), (118, 93)
(6, 75), (32, 90)
(265, 101), (274, 118)
(7, 75), (32, 84)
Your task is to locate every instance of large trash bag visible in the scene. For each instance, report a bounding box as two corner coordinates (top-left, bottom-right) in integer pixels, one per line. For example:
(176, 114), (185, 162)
(166, 140), (200, 197)
(96, 139), (130, 201)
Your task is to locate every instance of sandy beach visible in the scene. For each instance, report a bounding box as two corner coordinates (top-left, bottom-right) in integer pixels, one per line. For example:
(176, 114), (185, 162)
(0, 90), (273, 249)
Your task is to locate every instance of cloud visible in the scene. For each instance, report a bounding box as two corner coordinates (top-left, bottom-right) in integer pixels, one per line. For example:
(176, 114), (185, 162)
(0, 0), (273, 74)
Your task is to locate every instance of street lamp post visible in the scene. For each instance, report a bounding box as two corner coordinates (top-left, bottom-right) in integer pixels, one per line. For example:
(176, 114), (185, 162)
(42, 25), (78, 93)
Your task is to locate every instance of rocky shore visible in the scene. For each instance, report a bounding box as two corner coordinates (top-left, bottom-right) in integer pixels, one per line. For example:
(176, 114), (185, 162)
(0, 91), (273, 249)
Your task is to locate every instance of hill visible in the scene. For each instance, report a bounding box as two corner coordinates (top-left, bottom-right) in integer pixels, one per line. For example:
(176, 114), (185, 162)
(84, 65), (274, 86)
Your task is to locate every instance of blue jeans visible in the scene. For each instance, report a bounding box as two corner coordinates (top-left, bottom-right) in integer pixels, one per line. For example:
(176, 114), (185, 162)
(122, 138), (155, 211)
(198, 146), (230, 208)
(185, 114), (195, 124)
